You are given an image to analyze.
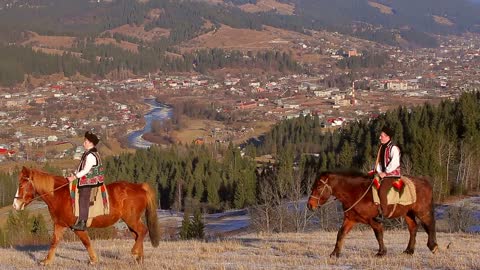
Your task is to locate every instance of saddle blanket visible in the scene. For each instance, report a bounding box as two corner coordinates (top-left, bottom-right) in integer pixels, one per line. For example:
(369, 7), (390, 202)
(69, 180), (110, 227)
(372, 176), (417, 206)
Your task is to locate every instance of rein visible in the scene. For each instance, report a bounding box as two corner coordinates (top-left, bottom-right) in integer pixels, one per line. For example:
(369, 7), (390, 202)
(16, 176), (70, 202)
(344, 180), (374, 212)
(310, 177), (374, 213)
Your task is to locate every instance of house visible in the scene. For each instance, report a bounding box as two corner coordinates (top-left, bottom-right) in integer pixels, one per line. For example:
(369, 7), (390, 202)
(348, 49), (358, 57)
(313, 89), (332, 97)
(235, 101), (257, 110)
(384, 80), (408, 90)
(299, 82), (320, 91)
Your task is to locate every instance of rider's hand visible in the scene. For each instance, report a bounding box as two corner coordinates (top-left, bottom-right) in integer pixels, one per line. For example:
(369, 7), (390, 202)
(379, 172), (387, 178)
(67, 174), (77, 182)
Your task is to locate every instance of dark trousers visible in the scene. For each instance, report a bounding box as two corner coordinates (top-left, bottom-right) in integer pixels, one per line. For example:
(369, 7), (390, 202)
(78, 186), (92, 221)
(378, 177), (400, 216)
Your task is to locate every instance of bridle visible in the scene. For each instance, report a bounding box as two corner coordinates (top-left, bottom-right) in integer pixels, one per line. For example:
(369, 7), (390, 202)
(309, 178), (333, 206)
(15, 175), (70, 203)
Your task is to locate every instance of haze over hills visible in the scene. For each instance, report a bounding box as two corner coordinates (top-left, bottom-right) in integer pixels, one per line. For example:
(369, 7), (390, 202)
(0, 0), (480, 86)
(1, 0), (480, 44)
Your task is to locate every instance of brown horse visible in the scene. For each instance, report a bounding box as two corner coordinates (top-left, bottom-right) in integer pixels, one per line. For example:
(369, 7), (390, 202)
(307, 171), (438, 257)
(12, 166), (160, 265)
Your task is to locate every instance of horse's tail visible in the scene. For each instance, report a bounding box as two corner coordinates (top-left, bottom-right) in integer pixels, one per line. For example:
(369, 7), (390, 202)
(142, 183), (160, 247)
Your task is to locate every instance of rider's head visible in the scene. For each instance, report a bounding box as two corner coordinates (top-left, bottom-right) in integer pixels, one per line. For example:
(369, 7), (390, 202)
(380, 126), (393, 144)
(84, 131), (99, 146)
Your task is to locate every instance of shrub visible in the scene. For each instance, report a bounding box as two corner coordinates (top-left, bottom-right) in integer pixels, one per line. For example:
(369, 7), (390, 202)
(1, 210), (50, 247)
(180, 210), (205, 240)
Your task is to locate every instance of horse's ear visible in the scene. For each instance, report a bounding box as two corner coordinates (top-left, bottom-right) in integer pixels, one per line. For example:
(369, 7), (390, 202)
(21, 166), (30, 176)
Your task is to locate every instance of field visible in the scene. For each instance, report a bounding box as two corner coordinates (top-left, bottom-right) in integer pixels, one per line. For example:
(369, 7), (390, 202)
(0, 230), (478, 269)
(238, 0), (295, 15)
(183, 25), (309, 51)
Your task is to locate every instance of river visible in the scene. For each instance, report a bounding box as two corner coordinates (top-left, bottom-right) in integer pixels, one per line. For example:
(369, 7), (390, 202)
(127, 99), (173, 149)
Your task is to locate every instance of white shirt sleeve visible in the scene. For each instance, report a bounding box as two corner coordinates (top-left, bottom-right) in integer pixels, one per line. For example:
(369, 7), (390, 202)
(375, 163), (382, 174)
(75, 154), (97, 178)
(385, 146), (400, 173)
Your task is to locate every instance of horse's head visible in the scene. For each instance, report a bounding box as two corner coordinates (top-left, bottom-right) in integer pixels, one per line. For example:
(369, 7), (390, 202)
(307, 173), (333, 211)
(12, 167), (37, 210)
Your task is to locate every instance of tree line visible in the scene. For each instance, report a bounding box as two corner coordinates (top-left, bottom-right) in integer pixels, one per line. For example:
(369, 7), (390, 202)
(1, 92), (479, 211)
(253, 91), (480, 201)
(0, 44), (300, 86)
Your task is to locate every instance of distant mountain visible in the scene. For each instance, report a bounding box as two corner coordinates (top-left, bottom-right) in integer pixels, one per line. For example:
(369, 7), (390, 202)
(1, 0), (479, 47)
(286, 0), (480, 34)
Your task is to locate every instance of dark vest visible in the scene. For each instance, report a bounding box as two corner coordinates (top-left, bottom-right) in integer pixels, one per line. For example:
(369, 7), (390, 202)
(377, 141), (401, 177)
(77, 149), (104, 187)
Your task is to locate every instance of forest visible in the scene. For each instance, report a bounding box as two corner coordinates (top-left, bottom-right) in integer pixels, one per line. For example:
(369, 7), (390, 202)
(2, 0), (479, 84)
(0, 44), (301, 86)
(1, 91), (479, 210)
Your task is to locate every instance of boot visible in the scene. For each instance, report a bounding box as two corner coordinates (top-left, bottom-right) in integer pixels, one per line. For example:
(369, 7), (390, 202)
(71, 219), (87, 231)
(373, 207), (385, 223)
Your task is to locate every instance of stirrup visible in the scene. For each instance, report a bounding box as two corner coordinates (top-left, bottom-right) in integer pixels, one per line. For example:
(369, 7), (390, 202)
(71, 220), (87, 231)
(373, 214), (385, 223)
(373, 207), (385, 223)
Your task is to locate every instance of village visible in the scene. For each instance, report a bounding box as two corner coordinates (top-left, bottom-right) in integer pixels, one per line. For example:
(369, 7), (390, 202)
(1, 32), (480, 169)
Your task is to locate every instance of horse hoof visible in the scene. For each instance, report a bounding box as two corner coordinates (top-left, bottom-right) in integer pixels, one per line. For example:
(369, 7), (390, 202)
(89, 257), (99, 265)
(132, 254), (144, 264)
(329, 252), (339, 258)
(39, 259), (51, 266)
(403, 249), (414, 255)
(431, 245), (438, 254)
(375, 251), (386, 257)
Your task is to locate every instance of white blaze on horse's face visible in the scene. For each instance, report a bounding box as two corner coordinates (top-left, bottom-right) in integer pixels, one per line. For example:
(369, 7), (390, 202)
(12, 188), (25, 210)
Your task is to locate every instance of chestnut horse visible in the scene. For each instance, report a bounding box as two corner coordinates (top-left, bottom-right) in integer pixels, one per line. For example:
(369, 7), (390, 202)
(12, 166), (160, 265)
(307, 171), (438, 257)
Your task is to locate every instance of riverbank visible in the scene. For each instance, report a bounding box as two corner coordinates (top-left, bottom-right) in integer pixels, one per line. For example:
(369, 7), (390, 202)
(127, 99), (173, 149)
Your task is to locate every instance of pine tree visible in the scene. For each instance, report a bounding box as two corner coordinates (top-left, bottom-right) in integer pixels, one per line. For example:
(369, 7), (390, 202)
(179, 210), (192, 240)
(190, 210), (205, 240)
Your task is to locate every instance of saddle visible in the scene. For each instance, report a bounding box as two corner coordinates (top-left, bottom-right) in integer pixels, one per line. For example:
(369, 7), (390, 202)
(69, 180), (110, 227)
(372, 176), (417, 206)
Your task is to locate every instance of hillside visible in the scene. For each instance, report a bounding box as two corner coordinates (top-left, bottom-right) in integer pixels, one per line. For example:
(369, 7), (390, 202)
(1, 0), (480, 45)
(0, 230), (478, 269)
(1, 0), (480, 86)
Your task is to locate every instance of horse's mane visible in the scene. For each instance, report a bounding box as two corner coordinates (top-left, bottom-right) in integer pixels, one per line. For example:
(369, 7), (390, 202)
(320, 169), (368, 179)
(28, 169), (66, 194)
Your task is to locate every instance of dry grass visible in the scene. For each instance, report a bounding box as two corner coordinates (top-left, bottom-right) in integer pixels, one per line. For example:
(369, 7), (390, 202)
(183, 25), (310, 51)
(367, 1), (394, 15)
(105, 24), (170, 42)
(31, 46), (83, 57)
(94, 38), (139, 53)
(21, 32), (76, 49)
(432, 15), (455, 26)
(239, 0), (295, 15)
(171, 117), (224, 144)
(0, 230), (478, 269)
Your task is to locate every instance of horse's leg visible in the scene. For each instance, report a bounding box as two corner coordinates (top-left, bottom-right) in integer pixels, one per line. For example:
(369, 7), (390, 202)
(74, 230), (98, 265)
(403, 211), (418, 254)
(417, 209), (438, 253)
(370, 221), (386, 256)
(330, 218), (356, 258)
(40, 223), (66, 265)
(122, 214), (148, 263)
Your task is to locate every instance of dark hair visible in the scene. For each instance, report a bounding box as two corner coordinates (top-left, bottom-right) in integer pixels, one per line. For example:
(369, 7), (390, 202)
(84, 131), (99, 145)
(381, 126), (394, 137)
